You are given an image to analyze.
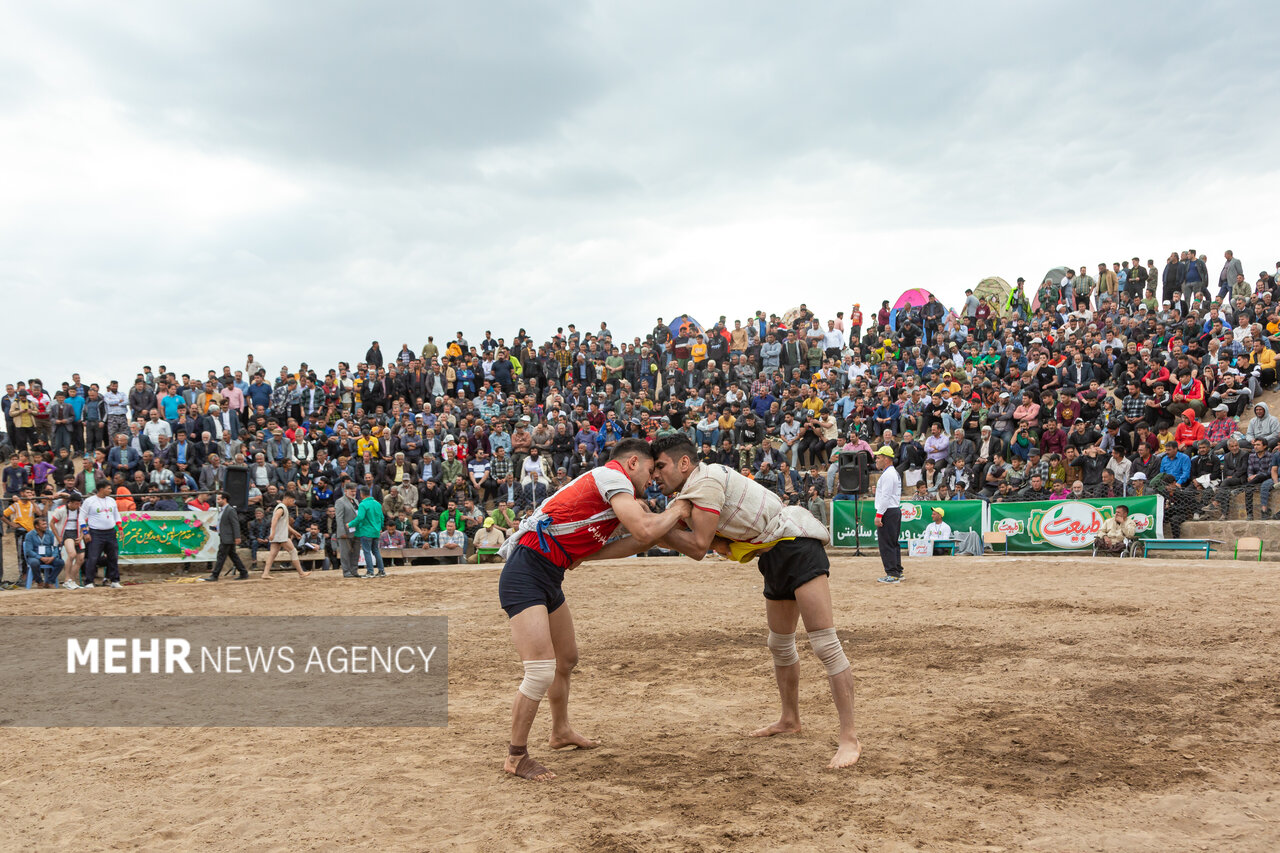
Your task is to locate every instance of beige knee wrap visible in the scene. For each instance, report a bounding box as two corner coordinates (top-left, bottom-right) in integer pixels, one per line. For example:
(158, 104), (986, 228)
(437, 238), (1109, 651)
(808, 628), (850, 676)
(767, 631), (799, 668)
(518, 659), (557, 701)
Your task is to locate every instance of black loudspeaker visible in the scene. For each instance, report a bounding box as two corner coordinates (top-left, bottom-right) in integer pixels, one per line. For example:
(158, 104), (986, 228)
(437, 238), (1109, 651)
(837, 452), (868, 494)
(223, 465), (250, 510)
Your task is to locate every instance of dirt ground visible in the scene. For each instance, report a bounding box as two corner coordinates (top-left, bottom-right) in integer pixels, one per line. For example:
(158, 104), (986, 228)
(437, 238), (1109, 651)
(2, 553), (1279, 852)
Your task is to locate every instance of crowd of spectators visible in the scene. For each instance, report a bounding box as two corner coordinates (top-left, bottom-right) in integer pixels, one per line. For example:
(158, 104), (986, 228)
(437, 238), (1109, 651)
(3, 249), (1280, 580)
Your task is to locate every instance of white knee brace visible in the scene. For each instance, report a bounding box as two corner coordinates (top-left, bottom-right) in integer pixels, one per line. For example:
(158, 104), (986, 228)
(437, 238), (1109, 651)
(767, 631), (800, 668)
(518, 659), (557, 701)
(808, 628), (850, 676)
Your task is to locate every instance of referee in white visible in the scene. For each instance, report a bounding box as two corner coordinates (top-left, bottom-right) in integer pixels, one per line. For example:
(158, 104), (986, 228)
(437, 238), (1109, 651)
(873, 445), (903, 583)
(79, 481), (124, 589)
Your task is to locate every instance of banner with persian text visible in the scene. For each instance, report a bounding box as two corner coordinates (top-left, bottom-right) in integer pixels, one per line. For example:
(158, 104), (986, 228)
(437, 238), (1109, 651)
(118, 510), (221, 564)
(830, 500), (985, 548)
(986, 496), (1163, 552)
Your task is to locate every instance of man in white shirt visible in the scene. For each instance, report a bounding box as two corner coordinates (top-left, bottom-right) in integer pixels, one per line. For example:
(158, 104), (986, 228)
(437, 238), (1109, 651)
(143, 410), (172, 447)
(921, 507), (952, 552)
(822, 320), (845, 359)
(873, 445), (903, 583)
(78, 481), (123, 588)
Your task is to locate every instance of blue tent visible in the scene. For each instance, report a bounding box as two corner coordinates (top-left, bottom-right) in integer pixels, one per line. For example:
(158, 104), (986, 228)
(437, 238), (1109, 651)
(668, 315), (704, 337)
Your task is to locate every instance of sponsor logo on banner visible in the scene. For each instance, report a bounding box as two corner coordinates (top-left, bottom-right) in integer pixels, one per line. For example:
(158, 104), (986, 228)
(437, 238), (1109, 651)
(900, 504), (923, 522)
(1029, 501), (1103, 549)
(1130, 513), (1154, 533)
(994, 519), (1024, 535)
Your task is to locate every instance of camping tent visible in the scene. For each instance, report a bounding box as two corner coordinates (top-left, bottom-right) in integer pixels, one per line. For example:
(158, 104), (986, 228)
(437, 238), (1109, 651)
(974, 277), (1011, 316)
(889, 288), (937, 331)
(781, 306), (807, 327)
(1031, 267), (1071, 311)
(668, 315), (704, 338)
(892, 288), (933, 311)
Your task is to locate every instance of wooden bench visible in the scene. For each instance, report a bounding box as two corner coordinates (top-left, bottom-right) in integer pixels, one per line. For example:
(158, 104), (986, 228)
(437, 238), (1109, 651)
(382, 547), (466, 565)
(1141, 539), (1221, 559)
(255, 551), (326, 567)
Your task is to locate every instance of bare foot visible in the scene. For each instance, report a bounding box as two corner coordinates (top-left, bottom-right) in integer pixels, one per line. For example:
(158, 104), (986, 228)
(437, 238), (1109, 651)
(828, 737), (862, 769)
(750, 719), (802, 738)
(260, 573), (273, 580)
(297, 570), (311, 578)
(549, 729), (598, 750)
(504, 752), (555, 781)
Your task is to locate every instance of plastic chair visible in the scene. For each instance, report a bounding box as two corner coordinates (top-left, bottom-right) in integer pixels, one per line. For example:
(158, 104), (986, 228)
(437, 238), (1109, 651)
(1235, 536), (1263, 562)
(983, 531), (1008, 555)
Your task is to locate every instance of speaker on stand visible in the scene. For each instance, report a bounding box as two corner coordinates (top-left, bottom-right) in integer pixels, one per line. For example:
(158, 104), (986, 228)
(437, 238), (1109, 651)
(837, 452), (871, 558)
(223, 465), (250, 511)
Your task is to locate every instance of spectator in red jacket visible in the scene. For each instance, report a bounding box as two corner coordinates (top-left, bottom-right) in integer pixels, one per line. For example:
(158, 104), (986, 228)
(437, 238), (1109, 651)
(1175, 409), (1207, 449)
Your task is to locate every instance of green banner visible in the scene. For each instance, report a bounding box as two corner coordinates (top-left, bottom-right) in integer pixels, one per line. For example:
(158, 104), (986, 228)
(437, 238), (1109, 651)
(117, 510), (219, 564)
(830, 499), (985, 548)
(987, 495), (1163, 552)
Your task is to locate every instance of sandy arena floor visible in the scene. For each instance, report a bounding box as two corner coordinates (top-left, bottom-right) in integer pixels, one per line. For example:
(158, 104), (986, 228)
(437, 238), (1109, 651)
(2, 553), (1279, 852)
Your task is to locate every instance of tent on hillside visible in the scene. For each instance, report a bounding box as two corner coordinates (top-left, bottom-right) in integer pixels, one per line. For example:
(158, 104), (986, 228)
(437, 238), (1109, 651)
(1031, 267), (1071, 311)
(974, 276), (1011, 316)
(892, 288), (934, 311)
(668, 315), (704, 338)
(889, 287), (938, 331)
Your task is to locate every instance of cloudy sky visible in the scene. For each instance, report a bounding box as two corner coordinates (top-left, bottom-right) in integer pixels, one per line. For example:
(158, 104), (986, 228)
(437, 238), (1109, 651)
(3, 0), (1278, 387)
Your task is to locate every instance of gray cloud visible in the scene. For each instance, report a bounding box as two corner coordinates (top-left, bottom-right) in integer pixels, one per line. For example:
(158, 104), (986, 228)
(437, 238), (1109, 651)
(3, 0), (1278, 387)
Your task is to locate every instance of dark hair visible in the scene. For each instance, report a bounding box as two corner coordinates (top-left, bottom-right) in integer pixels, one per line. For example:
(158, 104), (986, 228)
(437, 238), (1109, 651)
(650, 434), (697, 463)
(609, 438), (653, 462)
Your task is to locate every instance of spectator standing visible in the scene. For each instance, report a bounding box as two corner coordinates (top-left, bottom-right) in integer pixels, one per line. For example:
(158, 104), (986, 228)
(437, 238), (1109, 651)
(333, 482), (361, 578)
(873, 446), (903, 583)
(78, 481), (123, 589)
(102, 380), (129, 441)
(349, 486), (386, 578)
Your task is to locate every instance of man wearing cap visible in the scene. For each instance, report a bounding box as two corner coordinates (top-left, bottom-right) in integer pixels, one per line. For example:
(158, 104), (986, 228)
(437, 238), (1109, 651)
(921, 507), (951, 551)
(470, 517), (506, 563)
(873, 445), (903, 583)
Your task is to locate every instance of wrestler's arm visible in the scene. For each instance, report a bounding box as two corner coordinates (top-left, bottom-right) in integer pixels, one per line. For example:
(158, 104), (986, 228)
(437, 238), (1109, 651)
(577, 534), (652, 564)
(609, 494), (689, 547)
(569, 499), (689, 568)
(658, 500), (719, 560)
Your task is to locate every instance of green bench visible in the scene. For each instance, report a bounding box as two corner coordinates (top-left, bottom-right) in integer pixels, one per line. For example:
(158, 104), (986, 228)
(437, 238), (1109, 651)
(899, 538), (959, 555)
(1141, 539), (1221, 559)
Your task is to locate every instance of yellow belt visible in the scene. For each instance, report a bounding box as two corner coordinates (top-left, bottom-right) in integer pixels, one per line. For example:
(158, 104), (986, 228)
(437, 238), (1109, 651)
(724, 537), (794, 563)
